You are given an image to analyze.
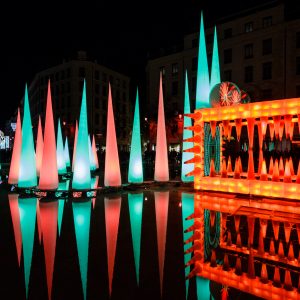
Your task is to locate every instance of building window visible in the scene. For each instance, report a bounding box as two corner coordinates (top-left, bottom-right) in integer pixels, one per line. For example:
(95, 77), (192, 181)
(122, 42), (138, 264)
(297, 57), (300, 75)
(224, 49), (232, 64)
(95, 113), (100, 125)
(172, 63), (179, 76)
(245, 22), (253, 33)
(244, 44), (253, 59)
(192, 57), (198, 71)
(160, 66), (166, 77)
(95, 70), (100, 80)
(262, 62), (272, 80)
(95, 84), (99, 94)
(102, 73), (107, 82)
(261, 89), (272, 100)
(102, 85), (107, 96)
(79, 67), (85, 77)
(223, 70), (232, 81)
(192, 38), (198, 48)
(224, 28), (232, 39)
(263, 16), (272, 28)
(171, 81), (179, 96)
(244, 66), (253, 83)
(296, 85), (300, 97)
(262, 38), (272, 55)
(192, 77), (196, 92)
(297, 32), (300, 48)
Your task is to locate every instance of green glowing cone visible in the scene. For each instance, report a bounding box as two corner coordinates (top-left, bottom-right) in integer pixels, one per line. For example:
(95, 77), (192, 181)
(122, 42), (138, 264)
(72, 200), (91, 300)
(18, 197), (37, 298)
(88, 135), (96, 171)
(128, 89), (143, 183)
(57, 119), (67, 175)
(181, 72), (194, 182)
(196, 277), (210, 300)
(128, 193), (144, 284)
(196, 12), (210, 109)
(210, 26), (221, 90)
(57, 199), (65, 236)
(18, 85), (37, 187)
(64, 137), (71, 168)
(72, 80), (91, 189)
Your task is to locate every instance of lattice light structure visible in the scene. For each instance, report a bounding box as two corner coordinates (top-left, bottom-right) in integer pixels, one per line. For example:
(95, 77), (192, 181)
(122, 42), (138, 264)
(185, 98), (300, 200)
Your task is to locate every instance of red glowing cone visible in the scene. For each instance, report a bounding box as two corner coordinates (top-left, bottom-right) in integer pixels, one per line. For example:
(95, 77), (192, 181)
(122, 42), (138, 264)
(272, 160), (280, 182)
(104, 84), (121, 186)
(8, 194), (22, 266)
(247, 118), (255, 149)
(247, 248), (255, 279)
(227, 231), (232, 246)
(269, 157), (274, 175)
(227, 157), (232, 174)
(273, 267), (281, 287)
(72, 121), (78, 171)
(258, 150), (263, 175)
(273, 116), (281, 140)
(210, 159), (216, 177)
(234, 215), (240, 233)
(287, 242), (294, 261)
(269, 238), (275, 256)
(269, 122), (275, 140)
(260, 263), (268, 284)
(260, 160), (268, 181)
(221, 159), (227, 178)
(223, 253), (230, 271)
(279, 157), (284, 177)
(222, 120), (229, 138)
(284, 222), (291, 243)
(289, 121), (294, 140)
(8, 109), (22, 184)
(36, 116), (44, 176)
(235, 118), (242, 141)
(279, 121), (284, 141)
(247, 150), (255, 180)
(278, 240), (284, 259)
(247, 217), (255, 247)
(272, 221), (280, 240)
(236, 233), (242, 248)
(260, 219), (267, 238)
(39, 81), (58, 190)
(36, 201), (42, 244)
(296, 161), (300, 184)
(284, 115), (292, 139)
(210, 210), (216, 227)
(234, 158), (240, 179)
(40, 201), (58, 300)
(289, 157), (294, 176)
(210, 121), (216, 139)
(235, 257), (242, 276)
(260, 117), (268, 138)
(210, 249), (217, 267)
(154, 74), (169, 182)
(284, 270), (293, 291)
(92, 135), (99, 169)
(257, 230), (265, 255)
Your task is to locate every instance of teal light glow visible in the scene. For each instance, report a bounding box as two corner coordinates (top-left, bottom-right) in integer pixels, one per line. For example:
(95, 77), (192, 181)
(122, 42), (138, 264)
(72, 200), (91, 300)
(181, 193), (194, 299)
(18, 197), (37, 298)
(18, 85), (37, 187)
(210, 26), (221, 90)
(181, 72), (194, 182)
(196, 12), (210, 109)
(64, 137), (71, 168)
(72, 80), (91, 190)
(128, 193), (143, 284)
(58, 179), (69, 191)
(128, 89), (143, 183)
(57, 199), (65, 236)
(57, 119), (67, 175)
(88, 135), (96, 171)
(196, 277), (211, 300)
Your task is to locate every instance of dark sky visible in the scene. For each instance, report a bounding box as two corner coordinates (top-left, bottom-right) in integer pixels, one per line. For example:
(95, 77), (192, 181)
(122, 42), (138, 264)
(1, 0), (276, 127)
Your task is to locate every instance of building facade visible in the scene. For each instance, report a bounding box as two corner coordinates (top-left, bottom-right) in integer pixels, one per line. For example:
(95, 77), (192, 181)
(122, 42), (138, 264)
(22, 51), (131, 149)
(146, 2), (300, 130)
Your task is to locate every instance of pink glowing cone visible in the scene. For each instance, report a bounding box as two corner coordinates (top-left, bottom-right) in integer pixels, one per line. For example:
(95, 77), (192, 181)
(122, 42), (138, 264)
(260, 263), (268, 284)
(39, 81), (58, 190)
(154, 191), (169, 295)
(72, 121), (78, 171)
(269, 157), (274, 175)
(235, 118), (242, 141)
(104, 84), (121, 187)
(279, 157), (284, 176)
(247, 150), (255, 179)
(8, 109), (22, 184)
(278, 240), (284, 258)
(273, 116), (281, 140)
(92, 135), (99, 169)
(36, 116), (44, 176)
(105, 196), (121, 296)
(284, 115), (292, 139)
(260, 117), (268, 138)
(154, 74), (169, 182)
(269, 123), (275, 140)
(247, 118), (255, 149)
(8, 194), (22, 265)
(272, 221), (280, 240)
(272, 160), (279, 182)
(284, 222), (291, 243)
(40, 201), (58, 300)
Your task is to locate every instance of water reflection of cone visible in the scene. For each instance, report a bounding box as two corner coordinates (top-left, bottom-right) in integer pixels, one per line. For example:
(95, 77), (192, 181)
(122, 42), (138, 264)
(247, 217), (255, 247)
(269, 238), (275, 256)
(227, 157), (232, 174)
(260, 160), (268, 181)
(268, 157), (274, 175)
(226, 231), (232, 246)
(279, 157), (284, 176)
(235, 257), (242, 276)
(210, 121), (216, 139)
(284, 222), (291, 243)
(210, 249), (217, 267)
(260, 219), (267, 238)
(289, 157), (294, 176)
(272, 220), (280, 240)
(284, 270), (293, 291)
(234, 158), (240, 179)
(221, 160), (227, 178)
(272, 160), (279, 182)
(273, 267), (281, 287)
(234, 215), (240, 233)
(236, 233), (242, 248)
(260, 263), (268, 284)
(287, 243), (294, 261)
(247, 248), (255, 279)
(257, 230), (265, 255)
(210, 159), (216, 177)
(223, 253), (230, 271)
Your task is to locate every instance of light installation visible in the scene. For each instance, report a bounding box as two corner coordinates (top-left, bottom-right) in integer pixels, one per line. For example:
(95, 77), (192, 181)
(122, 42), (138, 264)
(64, 137), (71, 168)
(210, 26), (221, 91)
(128, 193), (144, 284)
(91, 135), (99, 169)
(39, 81), (58, 190)
(72, 200), (91, 300)
(181, 72), (194, 182)
(154, 74), (169, 182)
(181, 193), (194, 299)
(196, 277), (210, 300)
(104, 196), (121, 296)
(18, 85), (37, 188)
(90, 175), (99, 190)
(72, 121), (78, 171)
(18, 197), (36, 298)
(8, 194), (22, 266)
(188, 98), (300, 200)
(8, 109), (22, 184)
(39, 201), (58, 300)
(154, 191), (169, 295)
(36, 116), (44, 176)
(56, 119), (67, 175)
(88, 135), (96, 171)
(104, 83), (121, 187)
(72, 80), (92, 190)
(128, 88), (143, 183)
(57, 199), (65, 236)
(36, 200), (42, 243)
(196, 12), (210, 109)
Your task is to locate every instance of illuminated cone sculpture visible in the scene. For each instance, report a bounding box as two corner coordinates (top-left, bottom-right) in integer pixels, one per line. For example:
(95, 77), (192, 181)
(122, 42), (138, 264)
(154, 74), (169, 181)
(39, 81), (58, 190)
(64, 137), (71, 168)
(57, 119), (67, 175)
(88, 135), (96, 171)
(72, 121), (78, 171)
(104, 83), (121, 186)
(128, 88), (143, 183)
(8, 109), (22, 184)
(92, 135), (99, 169)
(36, 116), (44, 176)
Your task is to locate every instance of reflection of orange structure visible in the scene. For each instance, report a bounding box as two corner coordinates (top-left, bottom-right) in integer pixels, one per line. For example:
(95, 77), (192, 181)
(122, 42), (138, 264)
(186, 98), (300, 200)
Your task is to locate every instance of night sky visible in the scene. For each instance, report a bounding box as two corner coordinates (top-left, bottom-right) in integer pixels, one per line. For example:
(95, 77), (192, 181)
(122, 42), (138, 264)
(1, 0), (278, 127)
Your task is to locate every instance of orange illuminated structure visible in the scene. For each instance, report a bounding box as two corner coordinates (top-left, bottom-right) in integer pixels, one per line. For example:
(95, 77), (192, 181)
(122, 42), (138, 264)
(187, 98), (300, 200)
